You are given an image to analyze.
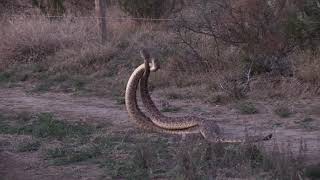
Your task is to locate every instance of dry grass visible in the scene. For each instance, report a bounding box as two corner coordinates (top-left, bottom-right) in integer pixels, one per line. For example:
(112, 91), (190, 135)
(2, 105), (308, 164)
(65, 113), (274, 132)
(274, 105), (293, 118)
(0, 8), (320, 100)
(0, 111), (316, 179)
(0, 14), (179, 96)
(293, 50), (320, 85)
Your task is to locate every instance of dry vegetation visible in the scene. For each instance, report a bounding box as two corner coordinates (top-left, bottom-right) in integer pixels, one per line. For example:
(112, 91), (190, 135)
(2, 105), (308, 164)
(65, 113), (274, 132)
(0, 0), (320, 179)
(0, 111), (318, 179)
(0, 3), (319, 101)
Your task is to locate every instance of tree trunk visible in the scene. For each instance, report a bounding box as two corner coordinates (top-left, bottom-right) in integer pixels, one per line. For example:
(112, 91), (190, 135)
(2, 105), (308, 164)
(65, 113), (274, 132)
(95, 0), (107, 44)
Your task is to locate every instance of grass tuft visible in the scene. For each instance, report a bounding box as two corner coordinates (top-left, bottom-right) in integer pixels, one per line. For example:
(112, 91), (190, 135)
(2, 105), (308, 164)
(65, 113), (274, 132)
(0, 112), (95, 139)
(305, 163), (320, 179)
(15, 139), (41, 152)
(160, 101), (181, 113)
(0, 72), (12, 83)
(274, 106), (292, 118)
(30, 113), (95, 139)
(236, 102), (259, 114)
(46, 144), (100, 165)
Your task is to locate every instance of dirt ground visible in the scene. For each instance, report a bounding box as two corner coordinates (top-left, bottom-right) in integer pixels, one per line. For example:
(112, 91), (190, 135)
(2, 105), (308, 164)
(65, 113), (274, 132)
(0, 87), (319, 179)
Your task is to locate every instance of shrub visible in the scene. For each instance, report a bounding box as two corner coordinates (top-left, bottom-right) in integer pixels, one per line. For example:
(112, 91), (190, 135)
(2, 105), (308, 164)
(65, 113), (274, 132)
(236, 102), (258, 115)
(274, 106), (292, 118)
(285, 0), (320, 50)
(32, 0), (65, 16)
(293, 49), (320, 85)
(15, 139), (41, 152)
(30, 113), (95, 139)
(118, 0), (182, 19)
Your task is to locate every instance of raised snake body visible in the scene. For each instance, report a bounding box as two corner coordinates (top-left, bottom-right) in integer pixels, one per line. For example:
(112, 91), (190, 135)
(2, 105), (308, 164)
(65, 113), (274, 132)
(136, 50), (272, 143)
(125, 50), (272, 143)
(125, 61), (200, 135)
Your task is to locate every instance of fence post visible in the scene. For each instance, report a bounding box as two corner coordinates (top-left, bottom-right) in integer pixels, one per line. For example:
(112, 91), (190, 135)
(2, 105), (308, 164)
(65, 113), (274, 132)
(95, 0), (107, 44)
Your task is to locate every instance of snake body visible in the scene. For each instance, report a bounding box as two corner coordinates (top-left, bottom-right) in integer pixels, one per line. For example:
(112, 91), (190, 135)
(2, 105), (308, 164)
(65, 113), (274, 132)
(139, 50), (201, 130)
(137, 50), (272, 143)
(125, 62), (199, 135)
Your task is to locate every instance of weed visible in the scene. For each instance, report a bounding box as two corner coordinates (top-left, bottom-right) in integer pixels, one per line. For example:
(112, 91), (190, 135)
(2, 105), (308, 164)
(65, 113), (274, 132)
(0, 114), (20, 134)
(52, 73), (69, 82)
(114, 96), (126, 105)
(0, 112), (95, 138)
(272, 122), (283, 127)
(16, 111), (33, 122)
(171, 137), (307, 179)
(161, 106), (181, 113)
(30, 113), (94, 139)
(274, 106), (292, 118)
(305, 163), (320, 180)
(206, 92), (230, 104)
(105, 146), (151, 179)
(160, 101), (181, 113)
(100, 134), (172, 179)
(33, 73), (89, 93)
(165, 92), (184, 100)
(302, 117), (314, 123)
(309, 105), (320, 116)
(0, 72), (11, 83)
(236, 102), (259, 114)
(0, 121), (19, 134)
(46, 144), (100, 165)
(70, 77), (86, 91)
(15, 139), (41, 152)
(31, 113), (70, 138)
(295, 117), (317, 130)
(33, 81), (54, 92)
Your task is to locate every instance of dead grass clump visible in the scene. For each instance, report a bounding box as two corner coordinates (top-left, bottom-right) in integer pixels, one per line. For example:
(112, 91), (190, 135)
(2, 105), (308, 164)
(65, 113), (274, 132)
(236, 102), (259, 115)
(293, 49), (320, 85)
(274, 105), (293, 118)
(1, 17), (65, 68)
(173, 137), (308, 179)
(160, 100), (181, 113)
(14, 137), (41, 152)
(0, 13), (185, 97)
(48, 43), (118, 74)
(305, 163), (320, 179)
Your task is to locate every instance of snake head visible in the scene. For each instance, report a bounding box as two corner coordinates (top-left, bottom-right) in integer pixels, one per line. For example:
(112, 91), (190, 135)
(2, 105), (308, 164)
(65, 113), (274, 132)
(140, 49), (160, 72)
(150, 58), (160, 72)
(140, 49), (151, 61)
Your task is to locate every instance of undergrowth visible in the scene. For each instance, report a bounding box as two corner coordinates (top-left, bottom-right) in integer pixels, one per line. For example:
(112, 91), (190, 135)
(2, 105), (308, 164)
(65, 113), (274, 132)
(0, 111), (316, 179)
(1, 13), (319, 100)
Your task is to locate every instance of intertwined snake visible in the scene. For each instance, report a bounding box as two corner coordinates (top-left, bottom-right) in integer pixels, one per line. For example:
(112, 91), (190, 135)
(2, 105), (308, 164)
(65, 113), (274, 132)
(125, 50), (272, 143)
(125, 56), (199, 135)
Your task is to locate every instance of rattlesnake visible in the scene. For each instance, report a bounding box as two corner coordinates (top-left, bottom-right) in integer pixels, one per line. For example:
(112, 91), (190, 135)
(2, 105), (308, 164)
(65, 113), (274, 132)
(137, 49), (272, 143)
(125, 58), (200, 135)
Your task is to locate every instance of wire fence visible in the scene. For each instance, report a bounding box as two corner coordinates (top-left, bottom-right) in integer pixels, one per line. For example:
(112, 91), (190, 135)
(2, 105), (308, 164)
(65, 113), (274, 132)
(1, 14), (212, 74)
(2, 14), (175, 22)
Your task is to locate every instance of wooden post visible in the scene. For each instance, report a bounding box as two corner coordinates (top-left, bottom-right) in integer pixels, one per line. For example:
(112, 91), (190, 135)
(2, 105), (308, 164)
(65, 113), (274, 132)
(95, 0), (107, 44)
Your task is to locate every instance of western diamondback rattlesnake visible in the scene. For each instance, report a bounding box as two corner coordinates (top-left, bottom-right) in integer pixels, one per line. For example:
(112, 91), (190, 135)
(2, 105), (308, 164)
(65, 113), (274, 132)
(125, 58), (199, 135)
(137, 49), (272, 143)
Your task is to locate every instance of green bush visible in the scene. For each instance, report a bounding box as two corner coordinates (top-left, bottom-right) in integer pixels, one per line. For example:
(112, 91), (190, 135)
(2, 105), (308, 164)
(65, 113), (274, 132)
(118, 0), (182, 19)
(32, 0), (65, 16)
(236, 102), (259, 115)
(274, 106), (292, 118)
(286, 0), (320, 49)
